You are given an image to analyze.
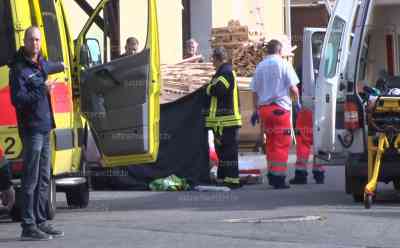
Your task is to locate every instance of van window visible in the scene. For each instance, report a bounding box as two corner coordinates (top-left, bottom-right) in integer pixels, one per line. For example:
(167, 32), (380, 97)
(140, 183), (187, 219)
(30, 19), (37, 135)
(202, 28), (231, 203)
(0, 1), (15, 67)
(311, 32), (325, 74)
(40, 0), (63, 62)
(323, 17), (346, 78)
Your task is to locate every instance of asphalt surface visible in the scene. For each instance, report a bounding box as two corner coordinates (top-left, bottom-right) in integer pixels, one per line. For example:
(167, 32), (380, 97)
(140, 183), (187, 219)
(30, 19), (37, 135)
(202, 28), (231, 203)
(1, 157), (400, 248)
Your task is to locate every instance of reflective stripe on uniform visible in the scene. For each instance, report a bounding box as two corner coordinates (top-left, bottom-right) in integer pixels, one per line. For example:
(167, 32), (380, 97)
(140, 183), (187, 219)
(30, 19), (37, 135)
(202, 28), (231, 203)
(224, 177), (240, 184)
(294, 158), (308, 171)
(268, 161), (288, 176)
(205, 71), (242, 130)
(206, 78), (219, 96)
(216, 76), (230, 89)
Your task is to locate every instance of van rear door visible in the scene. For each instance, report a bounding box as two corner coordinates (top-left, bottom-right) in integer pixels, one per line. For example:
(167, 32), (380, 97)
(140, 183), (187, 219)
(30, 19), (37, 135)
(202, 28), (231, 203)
(74, 0), (160, 167)
(313, 0), (359, 157)
(302, 28), (326, 110)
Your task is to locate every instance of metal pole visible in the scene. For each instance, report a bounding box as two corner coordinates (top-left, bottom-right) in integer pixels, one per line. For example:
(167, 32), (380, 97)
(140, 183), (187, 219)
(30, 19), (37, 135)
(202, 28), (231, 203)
(285, 0), (291, 42)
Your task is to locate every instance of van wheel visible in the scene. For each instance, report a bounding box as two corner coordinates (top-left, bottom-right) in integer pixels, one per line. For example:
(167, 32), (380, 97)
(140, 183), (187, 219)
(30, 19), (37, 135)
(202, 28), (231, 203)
(46, 177), (56, 220)
(65, 183), (89, 208)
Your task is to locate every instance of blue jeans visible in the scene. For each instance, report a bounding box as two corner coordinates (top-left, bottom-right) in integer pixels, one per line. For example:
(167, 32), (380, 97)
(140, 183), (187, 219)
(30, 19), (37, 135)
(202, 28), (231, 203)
(20, 132), (51, 229)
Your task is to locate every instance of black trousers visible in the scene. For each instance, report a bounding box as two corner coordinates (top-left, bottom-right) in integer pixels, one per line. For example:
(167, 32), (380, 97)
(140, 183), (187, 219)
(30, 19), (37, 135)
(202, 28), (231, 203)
(213, 127), (239, 180)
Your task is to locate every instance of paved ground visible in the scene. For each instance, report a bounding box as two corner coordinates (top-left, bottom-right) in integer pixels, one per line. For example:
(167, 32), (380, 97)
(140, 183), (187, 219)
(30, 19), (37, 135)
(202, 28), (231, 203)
(1, 158), (400, 248)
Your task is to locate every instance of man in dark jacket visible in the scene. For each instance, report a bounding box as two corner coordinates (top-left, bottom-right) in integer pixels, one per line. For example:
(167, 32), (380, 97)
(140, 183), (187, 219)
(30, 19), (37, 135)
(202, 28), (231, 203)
(204, 47), (242, 189)
(9, 26), (64, 241)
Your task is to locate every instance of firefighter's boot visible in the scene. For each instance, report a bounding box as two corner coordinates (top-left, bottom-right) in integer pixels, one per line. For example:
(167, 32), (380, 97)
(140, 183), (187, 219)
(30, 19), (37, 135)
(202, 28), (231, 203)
(313, 171), (325, 184)
(289, 170), (308, 184)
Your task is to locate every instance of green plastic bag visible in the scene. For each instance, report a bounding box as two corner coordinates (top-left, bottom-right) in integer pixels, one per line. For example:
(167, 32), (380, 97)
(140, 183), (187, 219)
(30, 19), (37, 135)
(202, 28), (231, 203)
(149, 174), (190, 191)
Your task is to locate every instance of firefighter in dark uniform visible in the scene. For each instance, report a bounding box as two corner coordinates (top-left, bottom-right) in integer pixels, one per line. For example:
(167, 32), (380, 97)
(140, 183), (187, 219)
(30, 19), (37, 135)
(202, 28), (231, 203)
(204, 47), (242, 189)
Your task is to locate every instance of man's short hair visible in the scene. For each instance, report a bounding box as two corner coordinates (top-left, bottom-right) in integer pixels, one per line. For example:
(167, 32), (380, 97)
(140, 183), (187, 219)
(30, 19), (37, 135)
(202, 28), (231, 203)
(126, 37), (138, 45)
(266, 39), (282, 55)
(212, 47), (228, 62)
(24, 26), (40, 40)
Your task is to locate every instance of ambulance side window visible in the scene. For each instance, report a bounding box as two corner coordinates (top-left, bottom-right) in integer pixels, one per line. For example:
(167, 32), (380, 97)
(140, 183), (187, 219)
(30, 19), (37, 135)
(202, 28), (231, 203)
(40, 0), (64, 62)
(0, 1), (15, 67)
(324, 17), (346, 78)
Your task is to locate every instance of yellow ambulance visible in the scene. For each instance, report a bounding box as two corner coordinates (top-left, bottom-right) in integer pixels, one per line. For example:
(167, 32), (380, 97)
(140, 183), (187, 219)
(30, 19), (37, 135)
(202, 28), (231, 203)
(0, 0), (160, 220)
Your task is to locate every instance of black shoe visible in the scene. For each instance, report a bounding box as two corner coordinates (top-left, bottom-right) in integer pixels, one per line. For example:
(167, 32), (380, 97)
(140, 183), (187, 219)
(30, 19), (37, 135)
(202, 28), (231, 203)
(289, 170), (308, 184)
(313, 171), (325, 184)
(289, 177), (307, 184)
(273, 184), (290, 189)
(269, 175), (290, 189)
(21, 227), (52, 241)
(38, 222), (64, 238)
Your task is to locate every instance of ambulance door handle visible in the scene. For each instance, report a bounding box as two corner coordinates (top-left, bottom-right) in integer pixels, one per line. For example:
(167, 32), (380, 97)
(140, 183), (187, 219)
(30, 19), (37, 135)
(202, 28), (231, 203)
(326, 94), (330, 103)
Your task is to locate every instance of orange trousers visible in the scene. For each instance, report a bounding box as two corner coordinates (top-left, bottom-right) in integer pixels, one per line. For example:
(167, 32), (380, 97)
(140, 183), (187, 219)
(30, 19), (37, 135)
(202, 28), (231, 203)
(259, 104), (292, 177)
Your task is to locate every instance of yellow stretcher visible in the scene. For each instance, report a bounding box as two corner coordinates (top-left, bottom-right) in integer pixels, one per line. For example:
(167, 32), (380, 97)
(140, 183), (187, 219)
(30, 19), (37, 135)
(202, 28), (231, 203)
(364, 96), (400, 208)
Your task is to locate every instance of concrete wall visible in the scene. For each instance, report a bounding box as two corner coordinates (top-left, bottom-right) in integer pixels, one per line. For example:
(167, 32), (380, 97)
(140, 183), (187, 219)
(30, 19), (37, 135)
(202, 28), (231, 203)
(365, 5), (400, 83)
(63, 0), (182, 64)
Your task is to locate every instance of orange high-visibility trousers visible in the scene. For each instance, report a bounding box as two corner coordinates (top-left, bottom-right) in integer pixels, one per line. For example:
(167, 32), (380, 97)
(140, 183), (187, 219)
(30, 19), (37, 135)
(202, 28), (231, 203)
(295, 108), (325, 173)
(259, 104), (292, 177)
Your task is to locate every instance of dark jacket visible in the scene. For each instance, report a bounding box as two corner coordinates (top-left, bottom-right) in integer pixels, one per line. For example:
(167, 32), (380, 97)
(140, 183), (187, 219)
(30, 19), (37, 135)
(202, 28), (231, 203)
(8, 48), (63, 134)
(204, 63), (242, 133)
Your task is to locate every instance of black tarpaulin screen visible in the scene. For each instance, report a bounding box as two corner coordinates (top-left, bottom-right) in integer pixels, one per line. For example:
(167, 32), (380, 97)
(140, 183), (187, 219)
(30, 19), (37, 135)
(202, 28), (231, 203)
(91, 88), (210, 190)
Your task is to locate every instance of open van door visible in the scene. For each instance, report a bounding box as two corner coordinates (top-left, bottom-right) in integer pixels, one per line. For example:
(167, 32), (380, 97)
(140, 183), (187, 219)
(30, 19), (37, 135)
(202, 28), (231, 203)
(347, 0), (374, 89)
(302, 28), (326, 110)
(313, 0), (359, 157)
(74, 0), (160, 166)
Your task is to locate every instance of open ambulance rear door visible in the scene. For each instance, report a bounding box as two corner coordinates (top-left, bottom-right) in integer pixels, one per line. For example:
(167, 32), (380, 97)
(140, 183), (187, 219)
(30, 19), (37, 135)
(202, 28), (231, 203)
(302, 28), (326, 110)
(313, 0), (360, 158)
(74, 0), (160, 167)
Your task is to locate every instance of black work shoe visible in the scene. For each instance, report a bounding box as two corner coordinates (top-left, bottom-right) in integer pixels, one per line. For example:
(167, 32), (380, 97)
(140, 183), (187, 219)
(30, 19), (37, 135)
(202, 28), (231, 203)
(289, 170), (308, 184)
(313, 171), (325, 184)
(21, 227), (52, 241)
(289, 177), (307, 184)
(38, 223), (64, 238)
(269, 175), (290, 189)
(273, 184), (290, 189)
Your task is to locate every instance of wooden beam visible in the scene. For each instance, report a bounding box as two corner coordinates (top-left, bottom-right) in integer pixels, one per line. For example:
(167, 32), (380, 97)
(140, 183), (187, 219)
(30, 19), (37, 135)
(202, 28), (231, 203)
(73, 0), (105, 31)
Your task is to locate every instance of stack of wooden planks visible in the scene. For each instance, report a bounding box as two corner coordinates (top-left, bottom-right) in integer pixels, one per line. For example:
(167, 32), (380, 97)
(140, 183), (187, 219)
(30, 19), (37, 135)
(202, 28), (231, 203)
(210, 20), (263, 60)
(160, 63), (215, 103)
(211, 20), (295, 77)
(232, 41), (266, 77)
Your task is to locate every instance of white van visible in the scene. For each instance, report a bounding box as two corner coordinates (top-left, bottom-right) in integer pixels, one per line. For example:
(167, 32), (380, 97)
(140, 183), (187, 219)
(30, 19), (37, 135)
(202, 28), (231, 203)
(306, 0), (400, 201)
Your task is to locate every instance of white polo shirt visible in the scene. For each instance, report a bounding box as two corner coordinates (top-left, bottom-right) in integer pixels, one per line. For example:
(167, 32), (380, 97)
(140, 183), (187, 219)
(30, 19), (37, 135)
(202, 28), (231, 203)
(250, 55), (299, 110)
